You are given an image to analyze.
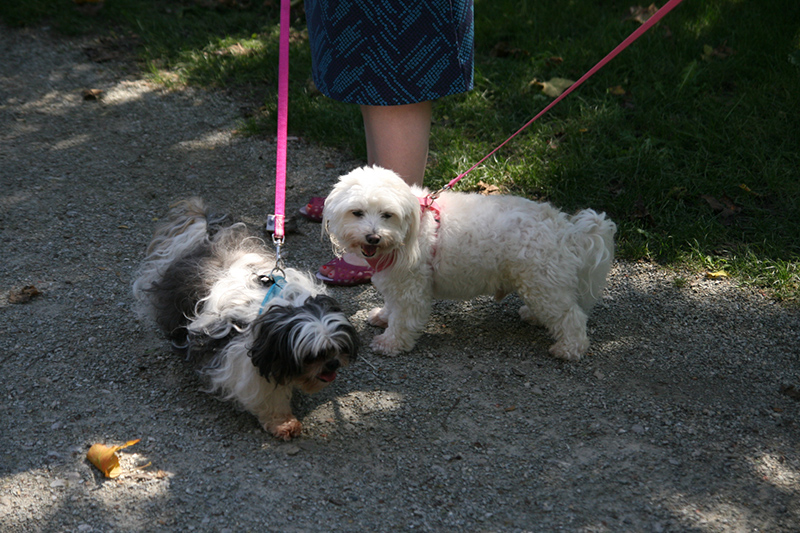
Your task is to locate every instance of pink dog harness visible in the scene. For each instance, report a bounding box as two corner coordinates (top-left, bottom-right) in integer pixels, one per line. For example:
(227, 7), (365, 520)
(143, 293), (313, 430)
(419, 195), (441, 224)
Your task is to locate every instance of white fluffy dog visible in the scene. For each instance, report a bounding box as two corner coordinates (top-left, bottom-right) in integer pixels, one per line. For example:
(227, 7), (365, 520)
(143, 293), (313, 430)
(323, 166), (616, 361)
(133, 198), (359, 440)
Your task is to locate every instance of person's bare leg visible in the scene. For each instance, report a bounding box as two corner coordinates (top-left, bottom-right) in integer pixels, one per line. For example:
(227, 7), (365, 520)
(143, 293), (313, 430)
(361, 101), (432, 187)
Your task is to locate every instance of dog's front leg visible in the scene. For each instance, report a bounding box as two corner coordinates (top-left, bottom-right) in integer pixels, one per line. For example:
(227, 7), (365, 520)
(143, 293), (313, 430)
(370, 277), (431, 356)
(253, 384), (302, 440)
(367, 306), (391, 328)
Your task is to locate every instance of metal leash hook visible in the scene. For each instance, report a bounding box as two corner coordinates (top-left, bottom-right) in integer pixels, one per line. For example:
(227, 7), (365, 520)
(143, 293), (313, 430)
(427, 183), (451, 203)
(272, 235), (286, 278)
(267, 215), (286, 280)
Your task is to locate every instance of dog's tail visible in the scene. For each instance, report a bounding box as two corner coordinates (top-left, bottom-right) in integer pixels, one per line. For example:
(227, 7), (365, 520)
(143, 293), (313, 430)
(132, 198), (210, 319)
(570, 209), (616, 313)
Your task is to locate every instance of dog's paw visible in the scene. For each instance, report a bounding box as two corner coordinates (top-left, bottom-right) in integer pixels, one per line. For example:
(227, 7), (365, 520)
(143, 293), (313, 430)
(367, 307), (389, 328)
(267, 418), (303, 441)
(518, 305), (542, 326)
(548, 339), (589, 362)
(370, 333), (405, 356)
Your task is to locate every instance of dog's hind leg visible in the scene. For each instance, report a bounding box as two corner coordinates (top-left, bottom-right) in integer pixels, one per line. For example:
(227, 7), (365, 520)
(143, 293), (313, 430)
(518, 305), (542, 326)
(546, 305), (590, 361)
(519, 291), (589, 361)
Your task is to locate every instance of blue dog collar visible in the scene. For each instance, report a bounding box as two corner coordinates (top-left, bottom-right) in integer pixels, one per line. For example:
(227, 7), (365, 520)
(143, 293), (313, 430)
(257, 275), (286, 315)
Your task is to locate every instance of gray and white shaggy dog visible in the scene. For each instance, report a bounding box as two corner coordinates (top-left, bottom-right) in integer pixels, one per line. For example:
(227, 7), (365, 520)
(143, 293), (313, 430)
(133, 198), (359, 440)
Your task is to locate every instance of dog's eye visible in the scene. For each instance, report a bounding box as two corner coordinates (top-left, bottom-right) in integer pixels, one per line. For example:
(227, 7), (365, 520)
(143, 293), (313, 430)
(381, 212), (393, 220)
(352, 210), (364, 218)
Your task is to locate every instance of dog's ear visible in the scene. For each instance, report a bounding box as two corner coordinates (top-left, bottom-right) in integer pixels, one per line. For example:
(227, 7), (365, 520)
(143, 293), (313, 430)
(396, 185), (422, 268)
(321, 181), (346, 252)
(247, 306), (304, 385)
(309, 295), (360, 363)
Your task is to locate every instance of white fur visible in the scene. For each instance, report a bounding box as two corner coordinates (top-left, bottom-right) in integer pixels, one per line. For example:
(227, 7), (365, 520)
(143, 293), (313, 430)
(323, 166), (616, 361)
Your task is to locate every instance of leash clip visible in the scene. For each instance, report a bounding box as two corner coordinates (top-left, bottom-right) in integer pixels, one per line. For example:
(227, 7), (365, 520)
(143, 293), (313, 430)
(267, 214), (286, 278)
(270, 234), (286, 280)
(428, 184), (451, 202)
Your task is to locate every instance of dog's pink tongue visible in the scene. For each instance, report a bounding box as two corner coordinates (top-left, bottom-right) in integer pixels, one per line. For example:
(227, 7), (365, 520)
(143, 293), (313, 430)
(318, 371), (337, 383)
(361, 245), (378, 257)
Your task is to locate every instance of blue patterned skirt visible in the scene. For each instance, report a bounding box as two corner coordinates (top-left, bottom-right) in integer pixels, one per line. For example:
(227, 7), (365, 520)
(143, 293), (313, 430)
(305, 0), (474, 106)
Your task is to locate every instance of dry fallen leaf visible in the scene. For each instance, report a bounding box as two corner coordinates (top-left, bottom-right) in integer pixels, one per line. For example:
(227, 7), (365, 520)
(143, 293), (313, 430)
(701, 43), (736, 62)
(668, 186), (689, 201)
(700, 194), (741, 225)
(82, 89), (103, 100)
(531, 77), (575, 98)
(475, 181), (503, 196)
(738, 183), (761, 197)
(700, 194), (725, 212)
(626, 4), (658, 24)
(780, 385), (800, 401)
(608, 85), (627, 96)
(545, 56), (564, 67)
(213, 43), (253, 57)
(8, 285), (42, 304)
(124, 469), (168, 482)
(491, 42), (529, 59)
(87, 439), (140, 478)
(73, 0), (104, 15)
(705, 271), (730, 279)
(631, 196), (655, 226)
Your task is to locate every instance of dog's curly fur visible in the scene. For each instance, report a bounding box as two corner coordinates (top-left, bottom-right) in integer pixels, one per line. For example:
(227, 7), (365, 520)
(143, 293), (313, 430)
(323, 166), (615, 361)
(133, 198), (359, 440)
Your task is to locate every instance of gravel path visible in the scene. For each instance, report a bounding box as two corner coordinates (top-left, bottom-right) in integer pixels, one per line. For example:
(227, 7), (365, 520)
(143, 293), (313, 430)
(2, 26), (799, 532)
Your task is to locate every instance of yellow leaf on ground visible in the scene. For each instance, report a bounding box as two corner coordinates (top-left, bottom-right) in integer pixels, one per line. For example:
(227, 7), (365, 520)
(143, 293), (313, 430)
(531, 77), (575, 98)
(475, 181), (503, 196)
(738, 183), (762, 197)
(626, 4), (658, 24)
(705, 271), (730, 279)
(8, 285), (42, 304)
(87, 439), (140, 478)
(701, 42), (736, 62)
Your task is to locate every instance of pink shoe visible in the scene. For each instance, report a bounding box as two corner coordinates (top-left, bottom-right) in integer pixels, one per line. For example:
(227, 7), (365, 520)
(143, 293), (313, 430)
(299, 196), (325, 222)
(316, 257), (373, 286)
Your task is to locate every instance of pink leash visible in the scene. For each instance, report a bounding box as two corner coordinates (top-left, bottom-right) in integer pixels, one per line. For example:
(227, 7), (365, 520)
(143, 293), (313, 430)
(269, 0), (291, 275)
(431, 0), (685, 198)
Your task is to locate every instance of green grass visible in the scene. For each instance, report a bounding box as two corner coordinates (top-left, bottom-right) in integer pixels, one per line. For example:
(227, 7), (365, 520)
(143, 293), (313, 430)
(3, 0), (798, 301)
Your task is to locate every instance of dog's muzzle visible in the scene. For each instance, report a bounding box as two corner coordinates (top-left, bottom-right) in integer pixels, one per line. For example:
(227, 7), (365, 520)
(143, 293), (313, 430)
(317, 359), (341, 383)
(361, 234), (381, 257)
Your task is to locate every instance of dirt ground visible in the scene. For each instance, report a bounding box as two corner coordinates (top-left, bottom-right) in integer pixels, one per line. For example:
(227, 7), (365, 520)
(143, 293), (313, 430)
(1, 26), (799, 532)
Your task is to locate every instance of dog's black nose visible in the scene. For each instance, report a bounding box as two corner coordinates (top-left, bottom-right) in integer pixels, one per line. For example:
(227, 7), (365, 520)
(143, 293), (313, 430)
(324, 359), (341, 372)
(365, 234), (381, 245)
